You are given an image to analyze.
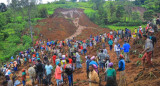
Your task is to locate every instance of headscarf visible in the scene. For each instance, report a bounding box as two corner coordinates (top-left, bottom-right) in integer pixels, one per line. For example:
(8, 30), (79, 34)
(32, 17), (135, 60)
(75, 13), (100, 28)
(108, 62), (113, 68)
(90, 56), (95, 60)
(62, 55), (65, 60)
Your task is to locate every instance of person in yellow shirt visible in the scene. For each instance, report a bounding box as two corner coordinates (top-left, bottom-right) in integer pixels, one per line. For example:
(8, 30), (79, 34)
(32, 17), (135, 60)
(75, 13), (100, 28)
(132, 33), (136, 39)
(89, 65), (100, 86)
(134, 28), (137, 36)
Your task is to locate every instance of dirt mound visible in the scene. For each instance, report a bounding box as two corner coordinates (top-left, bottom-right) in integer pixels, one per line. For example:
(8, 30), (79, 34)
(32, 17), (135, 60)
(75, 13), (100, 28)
(34, 8), (99, 40)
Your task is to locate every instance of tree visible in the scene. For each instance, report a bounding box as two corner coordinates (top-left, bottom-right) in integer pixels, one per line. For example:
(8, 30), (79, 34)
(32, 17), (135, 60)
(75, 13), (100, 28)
(116, 5), (124, 20)
(0, 3), (7, 12)
(39, 7), (48, 18)
(143, 10), (154, 21)
(132, 11), (141, 22)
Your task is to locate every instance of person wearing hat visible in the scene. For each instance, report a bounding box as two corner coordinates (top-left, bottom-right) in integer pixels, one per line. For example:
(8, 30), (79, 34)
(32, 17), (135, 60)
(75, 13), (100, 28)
(141, 34), (153, 69)
(105, 62), (117, 86)
(122, 40), (131, 63)
(117, 54), (126, 86)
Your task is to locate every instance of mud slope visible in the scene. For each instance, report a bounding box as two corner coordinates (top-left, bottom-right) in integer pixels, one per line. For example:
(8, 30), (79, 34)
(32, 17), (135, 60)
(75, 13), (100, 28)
(34, 8), (102, 40)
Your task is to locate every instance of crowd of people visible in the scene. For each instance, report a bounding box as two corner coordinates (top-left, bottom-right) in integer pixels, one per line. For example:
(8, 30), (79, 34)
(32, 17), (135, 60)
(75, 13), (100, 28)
(0, 17), (159, 86)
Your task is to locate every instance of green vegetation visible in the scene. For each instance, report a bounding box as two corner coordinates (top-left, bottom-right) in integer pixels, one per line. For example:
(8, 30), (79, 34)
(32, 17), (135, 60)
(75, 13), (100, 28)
(104, 25), (146, 32)
(0, 0), (159, 62)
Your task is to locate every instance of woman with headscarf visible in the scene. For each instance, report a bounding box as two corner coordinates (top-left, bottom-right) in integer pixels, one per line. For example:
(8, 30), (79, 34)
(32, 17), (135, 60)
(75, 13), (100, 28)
(76, 52), (82, 69)
(89, 56), (98, 74)
(61, 55), (67, 68)
(105, 62), (117, 86)
(89, 65), (99, 86)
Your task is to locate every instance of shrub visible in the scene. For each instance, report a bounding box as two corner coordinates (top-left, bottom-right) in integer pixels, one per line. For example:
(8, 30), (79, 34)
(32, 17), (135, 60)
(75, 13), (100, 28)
(38, 7), (48, 18)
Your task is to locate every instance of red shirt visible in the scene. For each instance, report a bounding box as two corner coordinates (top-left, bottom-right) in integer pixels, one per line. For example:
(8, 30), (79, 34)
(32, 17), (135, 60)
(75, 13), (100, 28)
(80, 46), (83, 49)
(110, 35), (113, 40)
(53, 55), (56, 60)
(68, 58), (73, 64)
(32, 54), (36, 57)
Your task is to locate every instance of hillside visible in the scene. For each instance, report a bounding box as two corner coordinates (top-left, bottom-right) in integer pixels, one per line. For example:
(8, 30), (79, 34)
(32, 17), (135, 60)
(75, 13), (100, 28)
(34, 8), (108, 40)
(4, 8), (158, 86)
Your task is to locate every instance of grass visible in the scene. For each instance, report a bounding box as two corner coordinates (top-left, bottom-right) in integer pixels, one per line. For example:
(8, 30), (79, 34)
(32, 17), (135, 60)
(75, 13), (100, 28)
(103, 24), (146, 32)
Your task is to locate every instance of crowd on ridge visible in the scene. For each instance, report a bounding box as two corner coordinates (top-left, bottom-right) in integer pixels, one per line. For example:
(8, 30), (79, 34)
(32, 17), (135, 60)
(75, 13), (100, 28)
(0, 17), (159, 86)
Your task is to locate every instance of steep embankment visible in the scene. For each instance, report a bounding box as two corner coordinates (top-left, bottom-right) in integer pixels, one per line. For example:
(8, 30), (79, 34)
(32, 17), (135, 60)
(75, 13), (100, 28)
(34, 8), (107, 40)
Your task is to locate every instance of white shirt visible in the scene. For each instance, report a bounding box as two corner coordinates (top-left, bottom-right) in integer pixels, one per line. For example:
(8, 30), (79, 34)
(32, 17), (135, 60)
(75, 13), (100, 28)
(114, 44), (120, 51)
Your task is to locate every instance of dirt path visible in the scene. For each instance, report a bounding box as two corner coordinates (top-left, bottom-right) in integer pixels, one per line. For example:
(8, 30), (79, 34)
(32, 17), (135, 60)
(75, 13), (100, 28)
(66, 17), (86, 40)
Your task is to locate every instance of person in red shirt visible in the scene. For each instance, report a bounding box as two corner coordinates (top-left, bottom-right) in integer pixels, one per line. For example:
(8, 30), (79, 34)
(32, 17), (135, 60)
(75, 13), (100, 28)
(68, 57), (73, 65)
(32, 53), (36, 58)
(110, 35), (113, 40)
(52, 54), (56, 65)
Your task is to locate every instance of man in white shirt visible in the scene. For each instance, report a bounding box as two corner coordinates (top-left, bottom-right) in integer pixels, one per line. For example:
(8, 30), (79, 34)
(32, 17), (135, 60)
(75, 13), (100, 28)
(114, 42), (121, 60)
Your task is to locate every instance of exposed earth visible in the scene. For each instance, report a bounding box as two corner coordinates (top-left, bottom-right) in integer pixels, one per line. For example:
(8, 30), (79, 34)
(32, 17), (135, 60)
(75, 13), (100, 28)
(2, 8), (160, 86)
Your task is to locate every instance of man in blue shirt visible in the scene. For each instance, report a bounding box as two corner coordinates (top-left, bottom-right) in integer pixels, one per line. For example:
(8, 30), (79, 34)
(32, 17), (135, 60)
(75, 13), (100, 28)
(117, 54), (126, 86)
(45, 62), (53, 85)
(122, 41), (131, 63)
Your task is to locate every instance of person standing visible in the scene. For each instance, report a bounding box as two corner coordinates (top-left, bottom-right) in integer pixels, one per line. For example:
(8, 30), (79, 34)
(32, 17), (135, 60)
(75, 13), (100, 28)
(156, 17), (160, 30)
(22, 69), (26, 86)
(134, 28), (138, 37)
(122, 41), (131, 63)
(108, 39), (113, 51)
(114, 42), (121, 60)
(45, 62), (53, 85)
(105, 62), (117, 86)
(83, 42), (87, 55)
(141, 35), (153, 69)
(117, 54), (126, 86)
(35, 60), (44, 85)
(76, 52), (82, 69)
(65, 59), (73, 86)
(55, 62), (63, 86)
(86, 56), (91, 78)
(28, 65), (36, 86)
(98, 50), (106, 71)
(52, 54), (57, 65)
(89, 65), (99, 86)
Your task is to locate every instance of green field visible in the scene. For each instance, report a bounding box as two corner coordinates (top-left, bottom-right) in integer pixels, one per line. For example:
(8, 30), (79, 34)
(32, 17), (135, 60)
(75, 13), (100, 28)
(104, 25), (146, 32)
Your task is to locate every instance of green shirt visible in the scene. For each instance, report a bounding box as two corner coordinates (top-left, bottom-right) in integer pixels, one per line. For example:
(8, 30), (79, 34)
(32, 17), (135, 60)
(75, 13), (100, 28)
(106, 68), (116, 77)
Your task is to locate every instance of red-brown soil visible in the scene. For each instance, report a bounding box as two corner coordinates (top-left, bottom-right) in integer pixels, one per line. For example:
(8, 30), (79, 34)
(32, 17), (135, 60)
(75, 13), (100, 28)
(2, 8), (160, 86)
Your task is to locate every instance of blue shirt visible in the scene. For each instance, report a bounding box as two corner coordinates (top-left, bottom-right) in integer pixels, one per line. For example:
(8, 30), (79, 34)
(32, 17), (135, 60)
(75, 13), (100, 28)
(118, 59), (125, 71)
(89, 61), (98, 67)
(86, 59), (91, 70)
(108, 40), (113, 45)
(45, 65), (53, 75)
(123, 43), (130, 52)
